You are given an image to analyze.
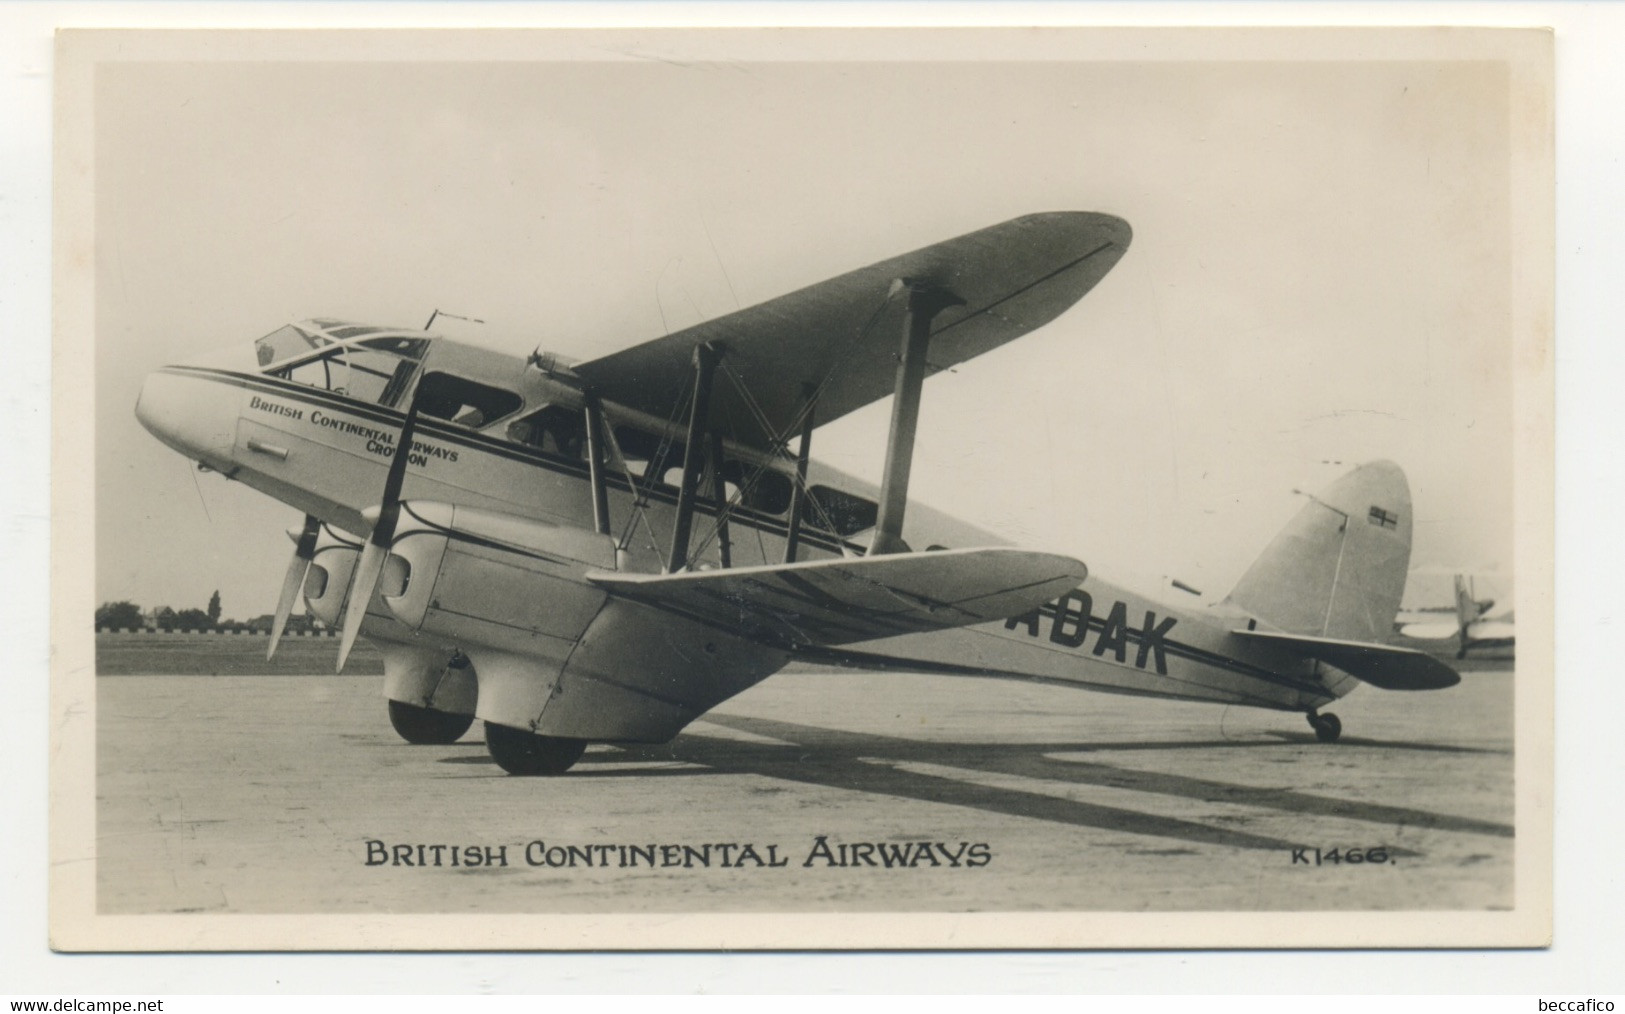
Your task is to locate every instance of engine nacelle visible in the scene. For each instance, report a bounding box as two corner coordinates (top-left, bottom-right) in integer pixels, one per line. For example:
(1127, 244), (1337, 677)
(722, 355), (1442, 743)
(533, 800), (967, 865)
(380, 502), (617, 665)
(302, 523), (364, 629)
(379, 501), (791, 742)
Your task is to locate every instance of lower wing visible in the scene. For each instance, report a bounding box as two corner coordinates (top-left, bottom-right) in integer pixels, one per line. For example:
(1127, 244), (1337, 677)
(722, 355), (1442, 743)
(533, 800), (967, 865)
(587, 547), (1087, 647)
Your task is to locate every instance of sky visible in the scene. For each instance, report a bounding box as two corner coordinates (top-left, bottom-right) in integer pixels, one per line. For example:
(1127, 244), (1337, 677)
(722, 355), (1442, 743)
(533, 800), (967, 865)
(88, 33), (1528, 621)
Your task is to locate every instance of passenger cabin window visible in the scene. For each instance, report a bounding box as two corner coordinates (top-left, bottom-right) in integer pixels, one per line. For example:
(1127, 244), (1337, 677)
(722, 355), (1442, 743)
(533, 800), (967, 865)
(508, 405), (587, 458)
(414, 372), (523, 429)
(612, 426), (686, 485)
(267, 336), (428, 408)
(607, 424), (794, 515)
(722, 460), (793, 515)
(803, 485), (879, 536)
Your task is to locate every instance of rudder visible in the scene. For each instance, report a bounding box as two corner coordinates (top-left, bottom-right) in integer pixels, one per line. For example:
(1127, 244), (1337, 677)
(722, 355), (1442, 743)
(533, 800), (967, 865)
(1224, 461), (1413, 644)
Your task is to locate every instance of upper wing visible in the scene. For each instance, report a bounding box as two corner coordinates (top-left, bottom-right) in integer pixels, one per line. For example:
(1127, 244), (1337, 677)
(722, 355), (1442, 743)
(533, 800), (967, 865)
(1231, 628), (1461, 691)
(586, 547), (1088, 647)
(572, 212), (1130, 450)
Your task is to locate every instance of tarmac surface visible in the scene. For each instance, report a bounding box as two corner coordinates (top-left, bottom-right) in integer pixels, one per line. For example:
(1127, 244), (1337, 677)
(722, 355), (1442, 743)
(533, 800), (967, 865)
(94, 655), (1516, 916)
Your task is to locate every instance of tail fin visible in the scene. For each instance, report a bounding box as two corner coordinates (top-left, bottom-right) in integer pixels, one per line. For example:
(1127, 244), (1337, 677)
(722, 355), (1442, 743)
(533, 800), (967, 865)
(1454, 574), (1492, 628)
(1452, 574), (1473, 644)
(1224, 461), (1412, 644)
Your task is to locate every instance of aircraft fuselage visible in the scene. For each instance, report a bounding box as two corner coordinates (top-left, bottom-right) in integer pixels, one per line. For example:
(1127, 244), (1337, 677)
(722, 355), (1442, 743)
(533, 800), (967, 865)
(137, 330), (1345, 742)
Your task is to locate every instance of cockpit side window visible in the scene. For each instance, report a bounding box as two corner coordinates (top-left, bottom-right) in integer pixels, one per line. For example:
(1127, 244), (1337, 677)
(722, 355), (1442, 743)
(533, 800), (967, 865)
(271, 343), (419, 408)
(255, 324), (326, 367)
(414, 371), (523, 430)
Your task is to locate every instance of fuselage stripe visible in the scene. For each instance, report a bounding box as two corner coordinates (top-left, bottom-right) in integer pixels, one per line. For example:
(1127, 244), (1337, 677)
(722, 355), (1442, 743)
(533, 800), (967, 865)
(166, 365), (857, 556)
(788, 643), (1309, 712)
(169, 364), (1328, 703)
(1023, 601), (1324, 694)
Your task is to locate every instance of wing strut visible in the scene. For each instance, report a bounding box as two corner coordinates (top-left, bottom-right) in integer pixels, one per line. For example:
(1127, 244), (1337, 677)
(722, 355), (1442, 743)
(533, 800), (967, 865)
(782, 383), (817, 564)
(582, 390), (611, 537)
(871, 282), (964, 555)
(667, 341), (722, 572)
(707, 431), (731, 568)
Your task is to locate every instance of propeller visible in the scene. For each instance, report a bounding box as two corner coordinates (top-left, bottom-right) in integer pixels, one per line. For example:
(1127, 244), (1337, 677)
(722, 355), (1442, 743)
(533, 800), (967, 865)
(267, 513), (322, 660)
(335, 387), (428, 672)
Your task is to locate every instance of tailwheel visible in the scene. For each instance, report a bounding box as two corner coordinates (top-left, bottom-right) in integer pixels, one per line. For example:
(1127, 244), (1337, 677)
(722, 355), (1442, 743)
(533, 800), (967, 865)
(484, 721), (587, 776)
(388, 699), (475, 745)
(1307, 711), (1342, 744)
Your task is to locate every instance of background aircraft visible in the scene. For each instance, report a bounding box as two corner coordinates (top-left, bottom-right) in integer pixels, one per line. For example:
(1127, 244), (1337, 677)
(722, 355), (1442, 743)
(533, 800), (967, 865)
(1400, 574), (1517, 659)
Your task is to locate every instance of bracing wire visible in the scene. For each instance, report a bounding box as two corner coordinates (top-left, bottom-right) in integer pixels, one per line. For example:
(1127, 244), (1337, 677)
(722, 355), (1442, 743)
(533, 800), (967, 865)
(686, 365), (843, 564)
(603, 417), (664, 558)
(613, 375), (696, 554)
(650, 283), (905, 568)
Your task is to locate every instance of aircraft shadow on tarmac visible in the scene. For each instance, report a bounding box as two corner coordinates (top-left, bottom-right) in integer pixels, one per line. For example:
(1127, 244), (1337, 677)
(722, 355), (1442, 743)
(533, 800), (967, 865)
(438, 714), (1513, 854)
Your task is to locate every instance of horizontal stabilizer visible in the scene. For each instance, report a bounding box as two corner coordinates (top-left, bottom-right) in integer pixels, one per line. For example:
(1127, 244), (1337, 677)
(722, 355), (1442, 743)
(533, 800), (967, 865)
(588, 548), (1088, 647)
(1232, 628), (1461, 691)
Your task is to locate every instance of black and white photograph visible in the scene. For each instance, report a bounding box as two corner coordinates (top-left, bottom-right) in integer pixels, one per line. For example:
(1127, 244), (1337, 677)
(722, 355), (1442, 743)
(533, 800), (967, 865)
(50, 26), (1552, 951)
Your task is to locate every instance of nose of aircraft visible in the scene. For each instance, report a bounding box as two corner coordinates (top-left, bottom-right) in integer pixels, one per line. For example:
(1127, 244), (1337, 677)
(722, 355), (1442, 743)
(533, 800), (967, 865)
(135, 366), (239, 467)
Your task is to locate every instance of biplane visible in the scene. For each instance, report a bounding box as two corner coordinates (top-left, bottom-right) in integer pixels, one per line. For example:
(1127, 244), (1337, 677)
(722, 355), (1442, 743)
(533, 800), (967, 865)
(135, 212), (1460, 775)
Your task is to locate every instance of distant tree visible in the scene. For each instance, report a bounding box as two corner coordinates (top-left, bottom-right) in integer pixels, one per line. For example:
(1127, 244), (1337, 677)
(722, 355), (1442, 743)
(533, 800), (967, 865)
(174, 607), (213, 632)
(155, 606), (178, 631)
(207, 590), (222, 625)
(95, 601), (143, 630)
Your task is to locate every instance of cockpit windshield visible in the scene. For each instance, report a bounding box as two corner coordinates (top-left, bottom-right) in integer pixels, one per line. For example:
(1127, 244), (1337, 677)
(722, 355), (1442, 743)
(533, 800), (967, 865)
(257, 321), (430, 409)
(254, 324), (330, 367)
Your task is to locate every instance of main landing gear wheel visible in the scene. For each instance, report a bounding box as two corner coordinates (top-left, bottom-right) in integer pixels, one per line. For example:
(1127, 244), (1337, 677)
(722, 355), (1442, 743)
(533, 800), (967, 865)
(1307, 711), (1343, 744)
(388, 699), (475, 745)
(484, 721), (587, 776)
